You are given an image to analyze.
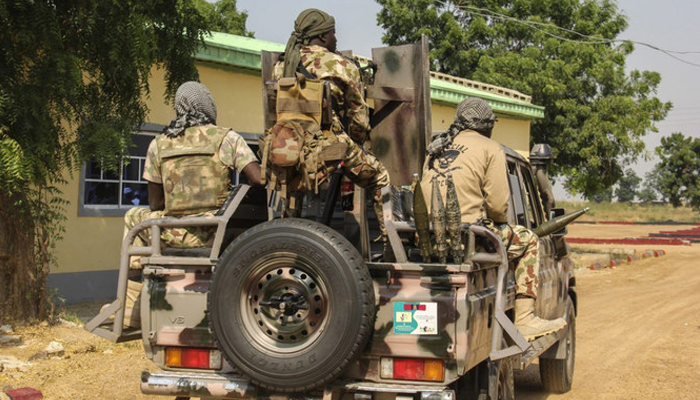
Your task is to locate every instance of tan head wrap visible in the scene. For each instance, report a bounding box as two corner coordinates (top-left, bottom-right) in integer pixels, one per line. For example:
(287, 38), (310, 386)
(282, 8), (336, 77)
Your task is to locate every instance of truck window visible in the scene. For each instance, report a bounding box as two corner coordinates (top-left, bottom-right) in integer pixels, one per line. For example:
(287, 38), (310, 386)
(507, 161), (526, 226)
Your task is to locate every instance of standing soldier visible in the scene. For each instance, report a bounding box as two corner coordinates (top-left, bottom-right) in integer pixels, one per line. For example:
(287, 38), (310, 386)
(530, 143), (556, 218)
(269, 8), (390, 252)
(421, 97), (566, 341)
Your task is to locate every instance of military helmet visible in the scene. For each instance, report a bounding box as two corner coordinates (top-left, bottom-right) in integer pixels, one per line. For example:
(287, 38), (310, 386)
(530, 143), (553, 165)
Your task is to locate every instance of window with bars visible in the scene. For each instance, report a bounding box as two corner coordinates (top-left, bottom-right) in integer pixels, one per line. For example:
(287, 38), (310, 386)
(78, 126), (261, 217)
(79, 125), (162, 217)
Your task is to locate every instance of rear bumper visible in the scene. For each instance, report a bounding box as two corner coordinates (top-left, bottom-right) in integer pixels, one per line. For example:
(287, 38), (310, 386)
(141, 370), (256, 399)
(141, 370), (455, 400)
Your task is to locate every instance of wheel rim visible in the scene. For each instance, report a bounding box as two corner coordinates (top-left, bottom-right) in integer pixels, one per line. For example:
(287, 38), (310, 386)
(240, 254), (329, 354)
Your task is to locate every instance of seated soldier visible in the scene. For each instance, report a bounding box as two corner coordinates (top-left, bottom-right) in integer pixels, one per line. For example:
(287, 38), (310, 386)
(115, 82), (262, 328)
(125, 81), (261, 261)
(421, 97), (566, 341)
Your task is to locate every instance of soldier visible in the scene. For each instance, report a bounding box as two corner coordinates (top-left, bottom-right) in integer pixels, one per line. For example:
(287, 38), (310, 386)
(272, 8), (391, 251)
(421, 97), (566, 341)
(125, 81), (262, 260)
(530, 143), (556, 217)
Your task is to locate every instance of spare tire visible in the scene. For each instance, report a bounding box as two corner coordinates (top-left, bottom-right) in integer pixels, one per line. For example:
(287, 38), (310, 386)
(209, 218), (375, 393)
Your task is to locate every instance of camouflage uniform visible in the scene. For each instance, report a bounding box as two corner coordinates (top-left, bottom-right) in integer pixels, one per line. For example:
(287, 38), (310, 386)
(421, 129), (539, 299)
(273, 45), (389, 190)
(125, 125), (257, 253)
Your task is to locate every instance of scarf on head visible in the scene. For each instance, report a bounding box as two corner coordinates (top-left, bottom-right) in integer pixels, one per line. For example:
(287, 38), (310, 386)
(164, 81), (217, 138)
(427, 97), (496, 169)
(282, 8), (335, 77)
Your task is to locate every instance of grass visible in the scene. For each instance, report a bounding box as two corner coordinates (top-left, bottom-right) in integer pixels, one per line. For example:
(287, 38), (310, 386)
(557, 201), (698, 223)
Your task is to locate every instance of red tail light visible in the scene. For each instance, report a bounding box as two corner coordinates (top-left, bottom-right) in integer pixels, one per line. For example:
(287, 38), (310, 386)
(165, 347), (221, 369)
(384, 357), (445, 382)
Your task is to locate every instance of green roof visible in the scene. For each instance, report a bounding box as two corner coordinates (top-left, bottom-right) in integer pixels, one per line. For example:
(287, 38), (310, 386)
(198, 32), (544, 120)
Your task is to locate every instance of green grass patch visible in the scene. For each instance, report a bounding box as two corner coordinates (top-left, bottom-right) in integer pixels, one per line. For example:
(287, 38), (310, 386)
(558, 201), (698, 223)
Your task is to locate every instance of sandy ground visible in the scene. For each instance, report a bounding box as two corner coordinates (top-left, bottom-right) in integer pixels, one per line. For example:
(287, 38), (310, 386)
(1, 223), (698, 399)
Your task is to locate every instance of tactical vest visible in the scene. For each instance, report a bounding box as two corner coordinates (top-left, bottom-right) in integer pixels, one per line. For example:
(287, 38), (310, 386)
(157, 125), (230, 216)
(261, 74), (346, 213)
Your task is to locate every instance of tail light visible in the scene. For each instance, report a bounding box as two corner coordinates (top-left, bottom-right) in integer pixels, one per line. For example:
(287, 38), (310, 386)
(165, 347), (222, 370)
(380, 357), (445, 382)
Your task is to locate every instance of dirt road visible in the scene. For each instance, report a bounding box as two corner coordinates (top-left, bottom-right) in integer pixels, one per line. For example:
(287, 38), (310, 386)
(1, 224), (699, 399)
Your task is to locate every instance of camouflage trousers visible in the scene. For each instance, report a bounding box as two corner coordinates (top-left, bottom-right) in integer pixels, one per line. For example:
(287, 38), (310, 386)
(493, 224), (539, 299)
(336, 132), (390, 192)
(124, 207), (216, 269)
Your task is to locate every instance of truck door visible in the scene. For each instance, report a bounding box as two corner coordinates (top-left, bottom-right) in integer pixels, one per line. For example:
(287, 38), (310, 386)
(517, 163), (561, 319)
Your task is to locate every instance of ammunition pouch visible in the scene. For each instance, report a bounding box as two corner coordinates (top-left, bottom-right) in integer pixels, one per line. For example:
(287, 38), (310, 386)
(261, 73), (345, 213)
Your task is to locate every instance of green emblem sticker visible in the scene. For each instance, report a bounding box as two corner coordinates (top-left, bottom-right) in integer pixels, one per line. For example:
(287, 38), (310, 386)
(393, 302), (438, 335)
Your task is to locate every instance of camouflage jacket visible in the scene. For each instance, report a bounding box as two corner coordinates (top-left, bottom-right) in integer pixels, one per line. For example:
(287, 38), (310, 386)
(144, 125), (258, 216)
(421, 130), (509, 224)
(274, 45), (370, 144)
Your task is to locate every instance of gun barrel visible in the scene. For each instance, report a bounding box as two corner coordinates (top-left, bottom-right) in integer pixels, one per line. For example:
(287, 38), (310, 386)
(533, 207), (590, 237)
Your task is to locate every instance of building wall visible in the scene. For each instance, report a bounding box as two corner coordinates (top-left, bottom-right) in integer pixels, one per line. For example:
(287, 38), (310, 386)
(432, 104), (532, 158)
(50, 64), (536, 303)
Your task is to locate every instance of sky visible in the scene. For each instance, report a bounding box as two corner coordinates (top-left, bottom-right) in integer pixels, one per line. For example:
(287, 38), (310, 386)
(236, 0), (700, 199)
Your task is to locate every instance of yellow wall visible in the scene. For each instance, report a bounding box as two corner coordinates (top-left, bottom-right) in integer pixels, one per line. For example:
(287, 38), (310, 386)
(53, 65), (533, 276)
(432, 104), (531, 157)
(53, 64), (268, 275)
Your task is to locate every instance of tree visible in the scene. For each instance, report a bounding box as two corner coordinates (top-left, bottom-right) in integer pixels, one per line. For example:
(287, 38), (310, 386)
(654, 132), (700, 210)
(194, 0), (252, 36)
(637, 170), (660, 204)
(590, 186), (613, 203)
(0, 0), (211, 321)
(376, 0), (671, 199)
(615, 168), (641, 203)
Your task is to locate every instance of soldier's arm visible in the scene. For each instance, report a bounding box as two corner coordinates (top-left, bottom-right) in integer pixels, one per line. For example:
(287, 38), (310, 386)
(219, 130), (263, 186)
(334, 62), (370, 143)
(241, 162), (262, 186)
(143, 139), (164, 211)
(147, 182), (165, 211)
(483, 149), (510, 224)
(535, 167), (555, 216)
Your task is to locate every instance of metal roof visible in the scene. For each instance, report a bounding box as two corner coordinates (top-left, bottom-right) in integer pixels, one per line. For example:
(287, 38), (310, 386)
(198, 32), (544, 120)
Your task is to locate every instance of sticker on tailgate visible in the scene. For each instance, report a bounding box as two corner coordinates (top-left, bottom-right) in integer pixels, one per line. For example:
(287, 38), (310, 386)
(393, 302), (438, 335)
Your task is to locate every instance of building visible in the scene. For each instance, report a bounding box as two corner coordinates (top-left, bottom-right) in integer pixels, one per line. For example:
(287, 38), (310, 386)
(49, 32), (544, 303)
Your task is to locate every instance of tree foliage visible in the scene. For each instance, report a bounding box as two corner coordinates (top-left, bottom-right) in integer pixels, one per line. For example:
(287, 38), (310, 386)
(194, 0), (252, 36)
(376, 0), (671, 198)
(615, 167), (641, 203)
(654, 132), (700, 210)
(0, 0), (211, 320)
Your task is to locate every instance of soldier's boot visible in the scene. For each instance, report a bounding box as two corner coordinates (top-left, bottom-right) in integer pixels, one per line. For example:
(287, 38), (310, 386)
(514, 297), (566, 341)
(99, 280), (142, 328)
(373, 188), (395, 262)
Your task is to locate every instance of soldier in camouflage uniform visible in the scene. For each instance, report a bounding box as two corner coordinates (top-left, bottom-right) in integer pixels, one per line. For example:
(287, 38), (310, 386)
(273, 8), (390, 250)
(273, 8), (389, 188)
(421, 97), (565, 340)
(125, 81), (261, 258)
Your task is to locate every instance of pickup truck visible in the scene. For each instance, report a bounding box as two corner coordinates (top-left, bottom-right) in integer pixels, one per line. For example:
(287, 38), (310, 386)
(86, 39), (578, 400)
